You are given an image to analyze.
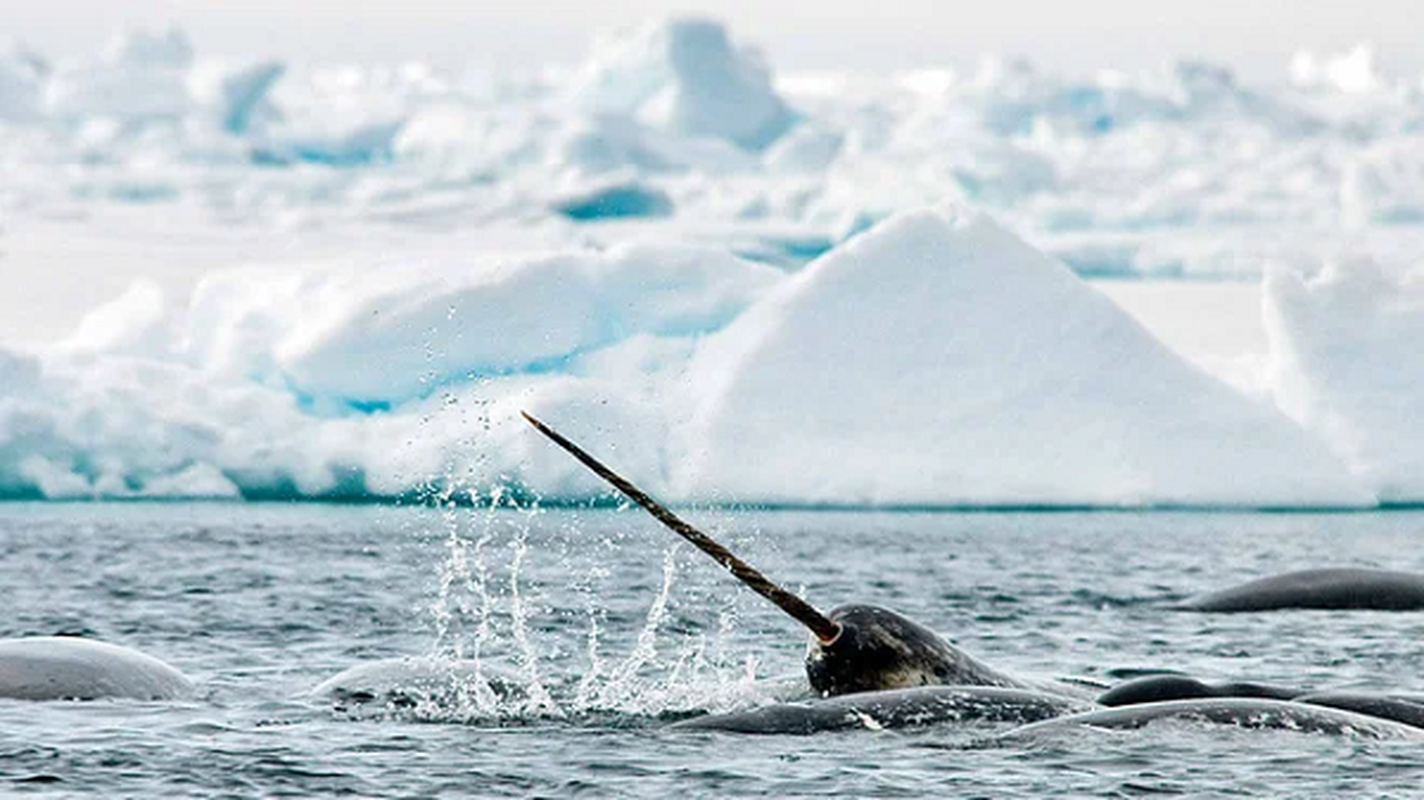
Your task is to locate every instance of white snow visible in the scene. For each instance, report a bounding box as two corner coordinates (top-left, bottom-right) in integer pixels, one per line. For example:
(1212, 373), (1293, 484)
(181, 242), (778, 404)
(2, 17), (1423, 506)
(0, 240), (775, 501)
(1291, 45), (1384, 95)
(0, 202), (1395, 507)
(4, 20), (1424, 279)
(1265, 256), (1424, 502)
(678, 206), (1369, 507)
(571, 17), (795, 150)
(53, 278), (172, 358)
(188, 59), (285, 134)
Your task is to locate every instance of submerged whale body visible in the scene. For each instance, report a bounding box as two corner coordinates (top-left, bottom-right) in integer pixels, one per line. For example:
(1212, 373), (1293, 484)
(1002, 698), (1424, 741)
(1098, 675), (1298, 706)
(1181, 568), (1424, 612)
(674, 686), (1088, 734)
(1099, 674), (1424, 731)
(0, 637), (191, 701)
(1293, 691), (1424, 730)
(312, 657), (517, 711)
(681, 675), (1424, 736)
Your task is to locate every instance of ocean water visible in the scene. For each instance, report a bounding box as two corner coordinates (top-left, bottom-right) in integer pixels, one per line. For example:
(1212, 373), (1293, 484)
(3, 502), (1424, 797)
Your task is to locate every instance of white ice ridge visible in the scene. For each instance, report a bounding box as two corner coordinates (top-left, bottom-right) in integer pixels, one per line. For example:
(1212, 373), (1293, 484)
(678, 205), (1371, 508)
(1265, 256), (1424, 503)
(0, 205), (1394, 506)
(0, 242), (777, 500)
(9, 21), (1424, 279)
(182, 241), (778, 404)
(571, 16), (795, 151)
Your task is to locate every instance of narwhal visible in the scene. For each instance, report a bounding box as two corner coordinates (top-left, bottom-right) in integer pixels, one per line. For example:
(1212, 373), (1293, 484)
(0, 637), (192, 701)
(1179, 567), (1424, 612)
(521, 412), (1424, 740)
(521, 411), (1035, 699)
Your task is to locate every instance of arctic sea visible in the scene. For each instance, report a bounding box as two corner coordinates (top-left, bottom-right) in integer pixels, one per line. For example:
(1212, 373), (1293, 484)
(5, 13), (1424, 793)
(4, 502), (1423, 797)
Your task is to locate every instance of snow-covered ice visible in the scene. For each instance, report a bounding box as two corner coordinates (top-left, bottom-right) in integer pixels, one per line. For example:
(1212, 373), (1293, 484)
(679, 206), (1368, 507)
(0, 203), (1395, 507)
(1265, 256), (1424, 503)
(184, 241), (778, 404)
(571, 17), (795, 151)
(2, 17), (1422, 506)
(7, 20), (1424, 274)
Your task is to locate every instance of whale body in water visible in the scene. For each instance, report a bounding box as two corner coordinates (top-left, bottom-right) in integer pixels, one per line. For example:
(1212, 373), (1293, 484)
(1001, 697), (1424, 741)
(0, 637), (192, 701)
(1180, 568), (1424, 612)
(673, 686), (1089, 734)
(311, 657), (520, 711)
(514, 413), (1424, 738)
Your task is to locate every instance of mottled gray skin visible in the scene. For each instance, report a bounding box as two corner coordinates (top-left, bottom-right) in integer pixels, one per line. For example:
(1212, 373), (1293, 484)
(804, 604), (1029, 697)
(311, 657), (518, 710)
(1097, 676), (1424, 732)
(1181, 568), (1424, 612)
(1098, 675), (1298, 706)
(674, 686), (1088, 734)
(1294, 692), (1424, 730)
(1003, 698), (1424, 741)
(0, 637), (191, 701)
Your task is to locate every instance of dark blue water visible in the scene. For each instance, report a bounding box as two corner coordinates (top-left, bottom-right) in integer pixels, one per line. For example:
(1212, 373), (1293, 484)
(2, 503), (1423, 796)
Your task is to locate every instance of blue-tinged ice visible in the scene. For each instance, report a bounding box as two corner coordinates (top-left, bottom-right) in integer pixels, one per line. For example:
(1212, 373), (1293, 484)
(1264, 255), (1424, 503)
(571, 17), (796, 151)
(3, 18), (1424, 505)
(553, 181), (674, 220)
(676, 205), (1371, 508)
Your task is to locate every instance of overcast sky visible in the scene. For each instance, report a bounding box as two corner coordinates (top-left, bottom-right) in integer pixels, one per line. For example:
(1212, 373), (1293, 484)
(8, 0), (1421, 81)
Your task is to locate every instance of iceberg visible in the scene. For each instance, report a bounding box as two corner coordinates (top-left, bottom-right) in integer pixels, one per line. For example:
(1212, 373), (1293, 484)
(52, 278), (173, 358)
(553, 114), (757, 176)
(0, 206), (1384, 506)
(5, 16), (1424, 506)
(678, 206), (1370, 507)
(188, 59), (285, 134)
(572, 17), (796, 151)
(1265, 256), (1424, 502)
(184, 242), (779, 405)
(6, 18), (1424, 281)
(0, 234), (785, 498)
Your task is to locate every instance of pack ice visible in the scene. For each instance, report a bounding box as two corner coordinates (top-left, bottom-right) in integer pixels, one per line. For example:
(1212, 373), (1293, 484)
(10, 19), (1424, 278)
(0, 206), (1377, 507)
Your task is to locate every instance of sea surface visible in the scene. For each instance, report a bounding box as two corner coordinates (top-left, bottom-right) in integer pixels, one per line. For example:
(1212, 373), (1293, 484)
(3, 502), (1423, 797)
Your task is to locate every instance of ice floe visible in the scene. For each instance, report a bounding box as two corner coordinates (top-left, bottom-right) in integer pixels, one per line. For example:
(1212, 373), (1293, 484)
(5, 20), (1424, 277)
(679, 206), (1369, 507)
(571, 17), (795, 150)
(3, 18), (1423, 506)
(1265, 256), (1424, 503)
(0, 204), (1402, 507)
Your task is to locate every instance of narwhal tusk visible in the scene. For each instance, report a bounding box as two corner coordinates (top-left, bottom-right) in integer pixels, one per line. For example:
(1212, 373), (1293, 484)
(521, 410), (842, 644)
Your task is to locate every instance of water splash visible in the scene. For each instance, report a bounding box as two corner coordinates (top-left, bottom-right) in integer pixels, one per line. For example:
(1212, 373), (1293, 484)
(586, 543), (680, 709)
(505, 516), (561, 716)
(378, 501), (784, 726)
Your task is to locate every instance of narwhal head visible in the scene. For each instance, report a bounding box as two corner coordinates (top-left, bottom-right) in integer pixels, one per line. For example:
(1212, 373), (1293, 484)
(804, 603), (1018, 697)
(520, 411), (1020, 699)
